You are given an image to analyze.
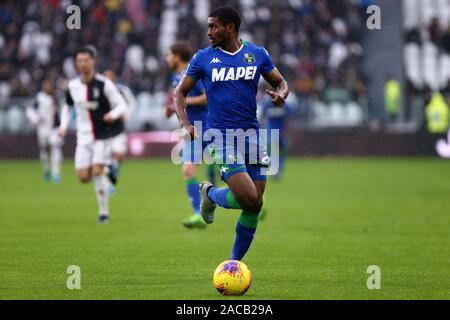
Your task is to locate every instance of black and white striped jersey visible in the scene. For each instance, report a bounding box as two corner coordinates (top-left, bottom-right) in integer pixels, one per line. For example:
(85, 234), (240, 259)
(60, 73), (127, 145)
(26, 91), (60, 132)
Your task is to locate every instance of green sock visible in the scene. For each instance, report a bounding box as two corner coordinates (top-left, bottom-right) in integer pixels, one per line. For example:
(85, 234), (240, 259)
(238, 210), (259, 228)
(226, 190), (241, 209)
(186, 177), (199, 186)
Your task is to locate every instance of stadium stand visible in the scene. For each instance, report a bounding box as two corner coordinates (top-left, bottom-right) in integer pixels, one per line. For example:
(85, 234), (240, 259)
(0, 0), (373, 132)
(403, 0), (450, 127)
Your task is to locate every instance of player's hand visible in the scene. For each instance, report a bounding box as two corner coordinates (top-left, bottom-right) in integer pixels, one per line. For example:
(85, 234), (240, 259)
(182, 124), (198, 141)
(103, 113), (115, 123)
(164, 105), (175, 118)
(265, 89), (286, 107)
(58, 128), (67, 139)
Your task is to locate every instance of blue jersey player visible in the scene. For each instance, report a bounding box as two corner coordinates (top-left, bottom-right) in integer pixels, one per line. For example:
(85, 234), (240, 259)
(165, 42), (216, 229)
(174, 6), (289, 261)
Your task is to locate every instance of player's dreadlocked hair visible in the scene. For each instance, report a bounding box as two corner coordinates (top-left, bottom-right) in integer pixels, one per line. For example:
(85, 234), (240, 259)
(169, 41), (194, 63)
(209, 6), (241, 32)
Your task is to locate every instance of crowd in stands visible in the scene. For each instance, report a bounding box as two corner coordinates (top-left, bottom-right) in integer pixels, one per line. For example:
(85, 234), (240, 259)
(403, 0), (450, 122)
(0, 0), (370, 130)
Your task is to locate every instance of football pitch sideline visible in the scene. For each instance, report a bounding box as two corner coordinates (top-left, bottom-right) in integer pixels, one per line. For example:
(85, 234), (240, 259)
(0, 158), (449, 299)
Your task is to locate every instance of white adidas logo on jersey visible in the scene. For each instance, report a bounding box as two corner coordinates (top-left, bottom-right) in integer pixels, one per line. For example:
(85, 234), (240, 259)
(210, 57), (222, 64)
(211, 66), (257, 82)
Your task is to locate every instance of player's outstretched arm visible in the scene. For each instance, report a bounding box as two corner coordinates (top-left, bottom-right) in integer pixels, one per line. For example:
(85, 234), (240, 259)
(262, 67), (289, 107)
(174, 75), (198, 140)
(185, 92), (207, 106)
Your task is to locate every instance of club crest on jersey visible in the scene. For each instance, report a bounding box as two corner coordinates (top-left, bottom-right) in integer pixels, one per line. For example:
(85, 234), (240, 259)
(243, 53), (256, 64)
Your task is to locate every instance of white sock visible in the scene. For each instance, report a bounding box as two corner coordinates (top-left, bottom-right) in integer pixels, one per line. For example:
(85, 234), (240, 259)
(93, 174), (109, 216)
(40, 148), (50, 173)
(102, 166), (114, 190)
(50, 146), (62, 178)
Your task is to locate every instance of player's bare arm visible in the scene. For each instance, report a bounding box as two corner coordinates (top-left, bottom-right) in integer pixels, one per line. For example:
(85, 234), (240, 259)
(263, 67), (289, 107)
(103, 79), (128, 123)
(164, 86), (176, 118)
(166, 91), (207, 119)
(186, 92), (207, 106)
(174, 74), (198, 140)
(58, 104), (71, 138)
(103, 113), (116, 123)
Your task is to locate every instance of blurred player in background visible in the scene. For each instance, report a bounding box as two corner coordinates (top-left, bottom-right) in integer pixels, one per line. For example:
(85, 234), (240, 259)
(174, 6), (289, 260)
(59, 46), (128, 223)
(103, 69), (136, 190)
(165, 41), (217, 229)
(260, 92), (293, 181)
(26, 78), (64, 184)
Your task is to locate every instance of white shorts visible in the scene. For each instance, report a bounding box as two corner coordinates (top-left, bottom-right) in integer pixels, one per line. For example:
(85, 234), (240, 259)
(75, 139), (112, 170)
(37, 128), (63, 149)
(111, 132), (128, 155)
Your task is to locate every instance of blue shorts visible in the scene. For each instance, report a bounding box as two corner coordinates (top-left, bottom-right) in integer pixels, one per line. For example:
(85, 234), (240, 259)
(207, 129), (270, 182)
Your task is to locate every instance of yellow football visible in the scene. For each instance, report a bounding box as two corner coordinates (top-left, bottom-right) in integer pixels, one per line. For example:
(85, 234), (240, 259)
(213, 260), (252, 296)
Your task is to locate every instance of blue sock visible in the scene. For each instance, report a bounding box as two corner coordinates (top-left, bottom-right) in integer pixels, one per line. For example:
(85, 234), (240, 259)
(207, 187), (241, 209)
(186, 177), (200, 215)
(207, 187), (229, 208)
(230, 219), (258, 261)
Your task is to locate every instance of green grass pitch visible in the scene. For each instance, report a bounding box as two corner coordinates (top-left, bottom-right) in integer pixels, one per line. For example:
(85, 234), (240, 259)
(0, 158), (449, 299)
